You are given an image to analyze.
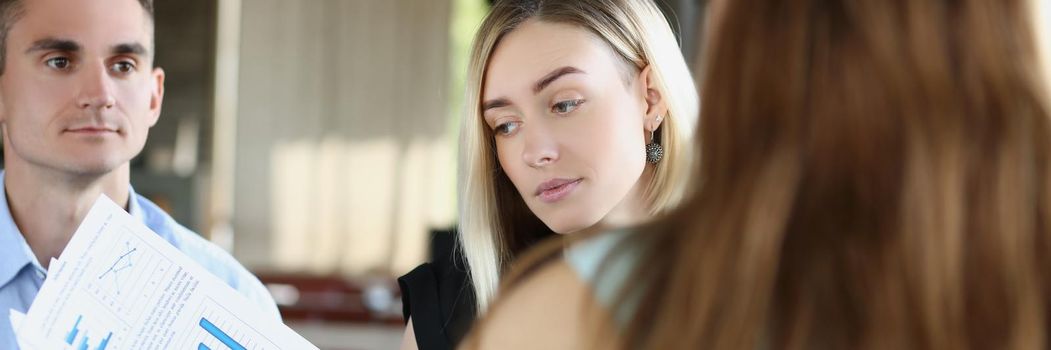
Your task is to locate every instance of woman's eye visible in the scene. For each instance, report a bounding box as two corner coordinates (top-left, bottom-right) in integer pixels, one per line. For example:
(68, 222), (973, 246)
(45, 57), (71, 70)
(552, 99), (585, 114)
(495, 121), (521, 136)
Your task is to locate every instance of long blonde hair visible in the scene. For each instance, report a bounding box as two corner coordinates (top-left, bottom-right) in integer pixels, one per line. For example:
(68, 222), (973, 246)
(458, 0), (698, 311)
(587, 0), (1051, 348)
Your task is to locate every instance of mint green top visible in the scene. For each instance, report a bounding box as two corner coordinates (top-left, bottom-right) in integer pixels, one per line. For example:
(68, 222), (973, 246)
(564, 230), (642, 326)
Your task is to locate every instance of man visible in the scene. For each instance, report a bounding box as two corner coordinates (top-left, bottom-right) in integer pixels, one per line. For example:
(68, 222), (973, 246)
(0, 0), (279, 346)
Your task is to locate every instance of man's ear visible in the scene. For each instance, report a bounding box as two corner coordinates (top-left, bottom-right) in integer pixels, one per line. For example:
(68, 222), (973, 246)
(0, 83), (7, 124)
(148, 67), (165, 127)
(637, 65), (667, 132)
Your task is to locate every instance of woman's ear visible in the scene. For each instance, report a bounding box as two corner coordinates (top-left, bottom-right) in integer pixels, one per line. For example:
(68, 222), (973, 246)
(638, 65), (667, 132)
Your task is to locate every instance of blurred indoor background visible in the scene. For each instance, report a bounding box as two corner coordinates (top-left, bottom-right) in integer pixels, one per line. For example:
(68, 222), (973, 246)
(5, 0), (1044, 349)
(120, 1), (706, 348)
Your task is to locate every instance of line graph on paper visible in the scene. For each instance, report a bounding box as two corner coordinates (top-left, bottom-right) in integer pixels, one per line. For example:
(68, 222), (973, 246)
(96, 241), (137, 293)
(85, 226), (174, 323)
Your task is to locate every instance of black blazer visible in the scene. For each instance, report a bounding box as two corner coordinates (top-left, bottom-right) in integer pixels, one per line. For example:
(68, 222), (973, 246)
(398, 230), (476, 350)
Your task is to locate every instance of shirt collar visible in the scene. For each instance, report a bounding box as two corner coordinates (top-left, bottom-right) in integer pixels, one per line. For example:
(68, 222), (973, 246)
(0, 171), (139, 288)
(0, 171), (40, 288)
(127, 185), (145, 222)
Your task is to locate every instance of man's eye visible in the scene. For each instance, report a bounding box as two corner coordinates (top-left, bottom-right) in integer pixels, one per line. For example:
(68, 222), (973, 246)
(45, 57), (71, 70)
(111, 61), (136, 74)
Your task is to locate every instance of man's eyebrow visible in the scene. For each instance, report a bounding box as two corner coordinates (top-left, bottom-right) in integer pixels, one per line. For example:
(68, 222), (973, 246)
(112, 42), (148, 56)
(25, 38), (80, 54)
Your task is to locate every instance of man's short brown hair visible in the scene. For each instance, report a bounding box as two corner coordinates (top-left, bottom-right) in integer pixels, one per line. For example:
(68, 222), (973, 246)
(0, 0), (155, 75)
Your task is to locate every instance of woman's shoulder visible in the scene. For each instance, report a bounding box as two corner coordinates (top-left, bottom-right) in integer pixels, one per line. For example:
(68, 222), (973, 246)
(466, 251), (620, 349)
(463, 230), (641, 349)
(398, 257), (474, 319)
(397, 230), (476, 349)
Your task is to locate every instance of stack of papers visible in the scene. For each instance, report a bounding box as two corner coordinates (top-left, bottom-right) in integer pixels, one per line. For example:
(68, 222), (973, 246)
(8, 195), (318, 349)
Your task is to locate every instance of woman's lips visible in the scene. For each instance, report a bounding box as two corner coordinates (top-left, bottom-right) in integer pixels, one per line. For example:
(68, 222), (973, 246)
(535, 178), (583, 203)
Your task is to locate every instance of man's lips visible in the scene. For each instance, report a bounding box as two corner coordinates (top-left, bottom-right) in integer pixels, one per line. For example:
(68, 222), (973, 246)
(65, 126), (118, 134)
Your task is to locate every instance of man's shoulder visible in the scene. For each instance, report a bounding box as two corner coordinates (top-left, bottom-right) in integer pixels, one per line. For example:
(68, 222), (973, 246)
(133, 194), (243, 280)
(131, 194), (280, 318)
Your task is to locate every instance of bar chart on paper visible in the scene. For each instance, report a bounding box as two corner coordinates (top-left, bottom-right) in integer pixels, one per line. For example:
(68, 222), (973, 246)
(60, 314), (123, 350)
(179, 297), (279, 350)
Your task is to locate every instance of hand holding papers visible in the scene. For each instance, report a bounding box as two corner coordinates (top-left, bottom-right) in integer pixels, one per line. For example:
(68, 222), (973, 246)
(9, 195), (317, 350)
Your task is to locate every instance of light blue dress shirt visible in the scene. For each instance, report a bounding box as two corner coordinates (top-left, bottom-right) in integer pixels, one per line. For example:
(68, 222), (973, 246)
(0, 171), (280, 348)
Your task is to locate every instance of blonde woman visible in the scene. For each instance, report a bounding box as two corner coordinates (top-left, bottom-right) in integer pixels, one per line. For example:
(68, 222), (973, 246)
(397, 0), (697, 349)
(467, 0), (1051, 348)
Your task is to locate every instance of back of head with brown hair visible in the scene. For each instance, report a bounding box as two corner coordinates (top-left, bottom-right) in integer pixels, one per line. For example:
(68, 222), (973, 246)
(604, 0), (1051, 348)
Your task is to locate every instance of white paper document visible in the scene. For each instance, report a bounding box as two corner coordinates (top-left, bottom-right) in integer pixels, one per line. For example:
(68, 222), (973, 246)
(8, 310), (34, 350)
(9, 310), (24, 330)
(9, 195), (318, 350)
